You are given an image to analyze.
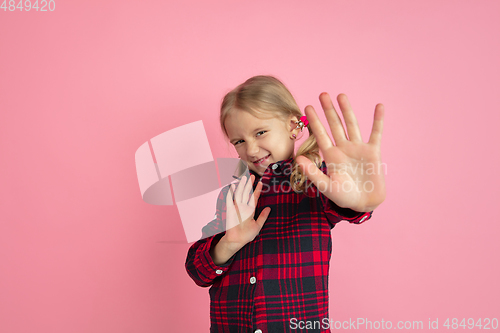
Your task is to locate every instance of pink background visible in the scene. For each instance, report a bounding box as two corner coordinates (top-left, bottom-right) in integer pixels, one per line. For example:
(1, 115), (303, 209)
(1, 1), (499, 332)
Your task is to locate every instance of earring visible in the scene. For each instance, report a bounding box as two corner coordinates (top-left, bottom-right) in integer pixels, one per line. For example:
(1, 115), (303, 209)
(294, 116), (309, 132)
(291, 134), (296, 139)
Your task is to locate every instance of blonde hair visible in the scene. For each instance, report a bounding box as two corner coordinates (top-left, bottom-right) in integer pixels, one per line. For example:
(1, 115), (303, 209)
(220, 75), (322, 194)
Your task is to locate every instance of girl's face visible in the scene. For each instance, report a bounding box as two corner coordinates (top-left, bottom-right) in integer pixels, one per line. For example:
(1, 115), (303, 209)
(225, 110), (298, 176)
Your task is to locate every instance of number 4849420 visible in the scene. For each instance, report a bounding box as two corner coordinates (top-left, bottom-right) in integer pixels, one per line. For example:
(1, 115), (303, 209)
(1, 0), (56, 11)
(443, 318), (498, 330)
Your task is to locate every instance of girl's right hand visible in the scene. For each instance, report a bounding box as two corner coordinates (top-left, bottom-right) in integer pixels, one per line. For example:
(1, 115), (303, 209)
(222, 174), (271, 252)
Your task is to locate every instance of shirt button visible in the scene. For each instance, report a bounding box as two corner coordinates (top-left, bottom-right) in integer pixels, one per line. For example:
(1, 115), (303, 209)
(215, 269), (223, 274)
(250, 276), (256, 284)
(272, 164), (278, 170)
(255, 330), (262, 333)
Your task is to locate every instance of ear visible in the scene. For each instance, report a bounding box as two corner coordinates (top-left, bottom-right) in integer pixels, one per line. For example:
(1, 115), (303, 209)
(288, 115), (301, 134)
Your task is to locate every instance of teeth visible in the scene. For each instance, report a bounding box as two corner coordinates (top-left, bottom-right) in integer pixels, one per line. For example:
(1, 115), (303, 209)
(255, 155), (269, 163)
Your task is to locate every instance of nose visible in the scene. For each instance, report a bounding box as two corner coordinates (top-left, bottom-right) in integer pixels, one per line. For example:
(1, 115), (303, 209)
(246, 140), (260, 158)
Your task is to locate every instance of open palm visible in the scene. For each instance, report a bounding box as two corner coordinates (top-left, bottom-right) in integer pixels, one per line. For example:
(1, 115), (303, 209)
(224, 174), (271, 251)
(295, 93), (386, 212)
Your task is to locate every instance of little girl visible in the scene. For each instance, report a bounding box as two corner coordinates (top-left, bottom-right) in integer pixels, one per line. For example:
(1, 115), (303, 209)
(185, 75), (385, 333)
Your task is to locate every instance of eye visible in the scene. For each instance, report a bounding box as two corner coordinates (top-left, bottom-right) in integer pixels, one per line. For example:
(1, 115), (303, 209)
(233, 131), (266, 146)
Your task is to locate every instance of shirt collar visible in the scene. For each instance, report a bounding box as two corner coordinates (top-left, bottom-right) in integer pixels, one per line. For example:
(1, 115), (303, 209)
(248, 157), (294, 180)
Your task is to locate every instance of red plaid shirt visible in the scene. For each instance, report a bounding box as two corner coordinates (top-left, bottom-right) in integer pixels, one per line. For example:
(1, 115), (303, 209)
(185, 158), (373, 333)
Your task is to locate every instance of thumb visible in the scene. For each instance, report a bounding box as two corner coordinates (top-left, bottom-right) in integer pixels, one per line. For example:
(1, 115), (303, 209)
(255, 207), (271, 229)
(295, 156), (329, 191)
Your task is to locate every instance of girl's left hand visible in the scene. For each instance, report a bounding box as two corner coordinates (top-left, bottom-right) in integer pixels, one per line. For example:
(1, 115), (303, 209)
(295, 93), (386, 212)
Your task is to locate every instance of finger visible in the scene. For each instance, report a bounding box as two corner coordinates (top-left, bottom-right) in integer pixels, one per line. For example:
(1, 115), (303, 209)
(255, 207), (271, 230)
(225, 186), (238, 230)
(234, 178), (253, 222)
(336, 93), (363, 143)
(230, 183), (243, 222)
(234, 175), (246, 203)
(304, 105), (334, 152)
(228, 182), (236, 201)
(318, 92), (348, 144)
(295, 155), (331, 194)
(368, 103), (384, 146)
(251, 180), (263, 207)
(241, 174), (253, 204)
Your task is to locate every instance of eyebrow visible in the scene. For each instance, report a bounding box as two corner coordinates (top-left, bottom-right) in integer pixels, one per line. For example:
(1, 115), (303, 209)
(229, 127), (268, 144)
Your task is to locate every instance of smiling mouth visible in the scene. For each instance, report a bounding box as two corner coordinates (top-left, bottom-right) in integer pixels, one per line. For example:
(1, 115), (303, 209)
(253, 154), (270, 165)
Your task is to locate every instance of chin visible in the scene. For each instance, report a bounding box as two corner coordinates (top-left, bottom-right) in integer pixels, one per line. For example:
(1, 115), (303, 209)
(248, 165), (264, 177)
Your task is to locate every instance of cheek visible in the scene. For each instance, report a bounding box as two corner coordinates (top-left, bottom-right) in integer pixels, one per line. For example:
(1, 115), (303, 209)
(234, 146), (246, 157)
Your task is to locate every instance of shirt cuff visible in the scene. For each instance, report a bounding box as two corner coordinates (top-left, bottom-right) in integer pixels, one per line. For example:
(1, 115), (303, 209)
(322, 195), (373, 225)
(195, 233), (235, 280)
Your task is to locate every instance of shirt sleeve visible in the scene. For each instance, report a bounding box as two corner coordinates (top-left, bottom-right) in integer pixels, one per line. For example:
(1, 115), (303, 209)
(321, 194), (373, 226)
(317, 161), (374, 227)
(184, 185), (237, 288)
